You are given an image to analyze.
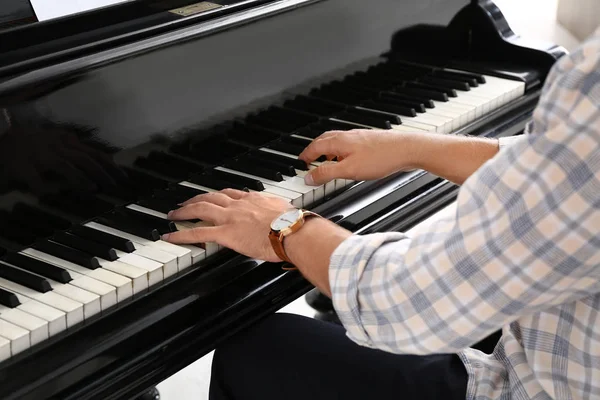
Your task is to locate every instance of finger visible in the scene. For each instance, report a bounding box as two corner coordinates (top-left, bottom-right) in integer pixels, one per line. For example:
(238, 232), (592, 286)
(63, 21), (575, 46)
(298, 136), (346, 164)
(311, 130), (342, 141)
(304, 160), (348, 186)
(181, 192), (234, 207)
(167, 202), (228, 224)
(219, 188), (249, 200)
(161, 226), (224, 245)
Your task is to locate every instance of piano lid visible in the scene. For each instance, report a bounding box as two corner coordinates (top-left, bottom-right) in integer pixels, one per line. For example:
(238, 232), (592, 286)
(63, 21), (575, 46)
(0, 0), (36, 30)
(30, 0), (135, 22)
(0, 0), (291, 80)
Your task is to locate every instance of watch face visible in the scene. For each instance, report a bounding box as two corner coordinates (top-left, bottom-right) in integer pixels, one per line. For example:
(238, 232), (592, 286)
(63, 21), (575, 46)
(271, 209), (302, 231)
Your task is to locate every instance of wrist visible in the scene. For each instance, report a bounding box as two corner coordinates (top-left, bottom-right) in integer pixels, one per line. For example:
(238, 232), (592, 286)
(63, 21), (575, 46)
(402, 132), (434, 171)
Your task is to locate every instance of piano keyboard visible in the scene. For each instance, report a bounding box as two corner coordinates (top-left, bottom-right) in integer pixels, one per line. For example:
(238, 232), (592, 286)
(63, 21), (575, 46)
(0, 60), (525, 362)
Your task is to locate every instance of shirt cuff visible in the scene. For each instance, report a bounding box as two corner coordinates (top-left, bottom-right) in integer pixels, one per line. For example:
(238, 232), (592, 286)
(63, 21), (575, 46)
(328, 232), (407, 347)
(497, 134), (526, 150)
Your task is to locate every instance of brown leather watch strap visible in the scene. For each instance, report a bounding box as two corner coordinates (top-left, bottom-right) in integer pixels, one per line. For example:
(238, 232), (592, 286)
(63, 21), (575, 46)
(269, 210), (319, 270)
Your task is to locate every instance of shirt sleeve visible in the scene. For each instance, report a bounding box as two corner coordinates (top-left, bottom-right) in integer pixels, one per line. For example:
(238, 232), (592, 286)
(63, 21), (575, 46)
(329, 34), (600, 355)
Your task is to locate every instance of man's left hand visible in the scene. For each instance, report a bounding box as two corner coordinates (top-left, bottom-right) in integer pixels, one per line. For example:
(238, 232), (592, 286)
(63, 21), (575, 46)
(162, 189), (293, 262)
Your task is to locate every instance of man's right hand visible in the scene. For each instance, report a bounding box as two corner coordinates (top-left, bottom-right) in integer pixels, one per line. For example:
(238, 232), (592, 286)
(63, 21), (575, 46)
(299, 129), (502, 186)
(298, 129), (423, 185)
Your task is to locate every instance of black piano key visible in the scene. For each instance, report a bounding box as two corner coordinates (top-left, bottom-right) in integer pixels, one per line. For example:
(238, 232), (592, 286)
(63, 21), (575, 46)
(152, 189), (189, 204)
(114, 207), (176, 235)
(245, 113), (300, 133)
(53, 231), (118, 261)
(389, 87), (448, 102)
(347, 107), (402, 125)
(147, 151), (205, 173)
(310, 87), (369, 105)
(373, 95), (426, 113)
(33, 240), (101, 270)
(334, 111), (391, 129)
(96, 215), (160, 241)
(70, 225), (136, 253)
(3, 252), (72, 284)
(294, 127), (326, 139)
(13, 203), (72, 230)
(406, 82), (456, 98)
(282, 135), (311, 146)
(379, 92), (435, 108)
(314, 119), (365, 131)
(241, 154), (297, 176)
(225, 159), (283, 182)
(228, 124), (280, 146)
(211, 169), (266, 190)
(0, 263), (52, 293)
(137, 197), (177, 215)
(0, 287), (20, 308)
(101, 185), (139, 203)
(422, 76), (470, 91)
(267, 141), (307, 156)
(263, 106), (320, 126)
(135, 157), (189, 180)
(432, 69), (485, 84)
(188, 173), (249, 191)
(284, 95), (346, 116)
(361, 100), (417, 117)
(167, 184), (208, 199)
(431, 70), (479, 87)
(250, 149), (308, 170)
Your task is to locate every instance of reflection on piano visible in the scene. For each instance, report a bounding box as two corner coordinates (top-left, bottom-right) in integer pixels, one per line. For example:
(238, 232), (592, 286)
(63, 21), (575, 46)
(0, 0), (565, 398)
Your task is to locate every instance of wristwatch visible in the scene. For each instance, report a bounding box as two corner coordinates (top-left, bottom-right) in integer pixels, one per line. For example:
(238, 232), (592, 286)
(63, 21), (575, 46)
(268, 208), (320, 269)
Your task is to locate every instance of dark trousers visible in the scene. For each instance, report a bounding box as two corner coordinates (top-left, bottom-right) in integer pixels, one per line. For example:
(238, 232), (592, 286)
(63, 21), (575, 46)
(209, 313), (469, 400)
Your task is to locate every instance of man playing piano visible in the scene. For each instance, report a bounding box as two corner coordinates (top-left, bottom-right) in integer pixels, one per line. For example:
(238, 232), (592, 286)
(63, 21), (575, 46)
(163, 27), (600, 400)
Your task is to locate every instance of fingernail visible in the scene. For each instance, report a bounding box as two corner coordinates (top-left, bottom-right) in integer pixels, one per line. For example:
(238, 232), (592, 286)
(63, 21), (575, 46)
(304, 173), (314, 186)
(161, 234), (170, 241)
(167, 210), (174, 219)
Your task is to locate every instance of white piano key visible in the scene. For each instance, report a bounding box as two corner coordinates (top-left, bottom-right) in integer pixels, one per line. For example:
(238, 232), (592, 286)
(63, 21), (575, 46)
(3, 260), (102, 321)
(86, 222), (203, 270)
(124, 205), (195, 270)
(0, 305), (48, 346)
(13, 252), (116, 310)
(69, 275), (117, 310)
(179, 244), (206, 264)
(118, 251), (167, 284)
(13, 297), (66, 336)
(0, 319), (29, 356)
(95, 259), (148, 295)
(47, 281), (101, 321)
(392, 119), (436, 132)
(216, 166), (314, 206)
(0, 277), (84, 328)
(179, 181), (217, 193)
(0, 336), (10, 362)
(22, 248), (132, 303)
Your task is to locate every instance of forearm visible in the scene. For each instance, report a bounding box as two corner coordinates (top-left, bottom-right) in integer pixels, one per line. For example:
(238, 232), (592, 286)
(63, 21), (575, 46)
(409, 133), (500, 185)
(283, 217), (351, 297)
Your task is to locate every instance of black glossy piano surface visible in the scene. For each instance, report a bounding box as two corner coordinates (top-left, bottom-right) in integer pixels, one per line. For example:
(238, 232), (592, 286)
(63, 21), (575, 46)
(0, 0), (565, 398)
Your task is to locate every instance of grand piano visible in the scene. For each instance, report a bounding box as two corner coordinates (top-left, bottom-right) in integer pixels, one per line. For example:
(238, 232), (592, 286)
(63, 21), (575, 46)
(0, 0), (565, 398)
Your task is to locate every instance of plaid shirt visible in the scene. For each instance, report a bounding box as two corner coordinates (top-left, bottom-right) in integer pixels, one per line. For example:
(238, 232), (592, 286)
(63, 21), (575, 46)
(329, 27), (600, 399)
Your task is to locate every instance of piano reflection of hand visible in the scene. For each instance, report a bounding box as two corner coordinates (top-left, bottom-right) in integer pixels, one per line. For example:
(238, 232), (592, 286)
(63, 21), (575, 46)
(0, 113), (126, 196)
